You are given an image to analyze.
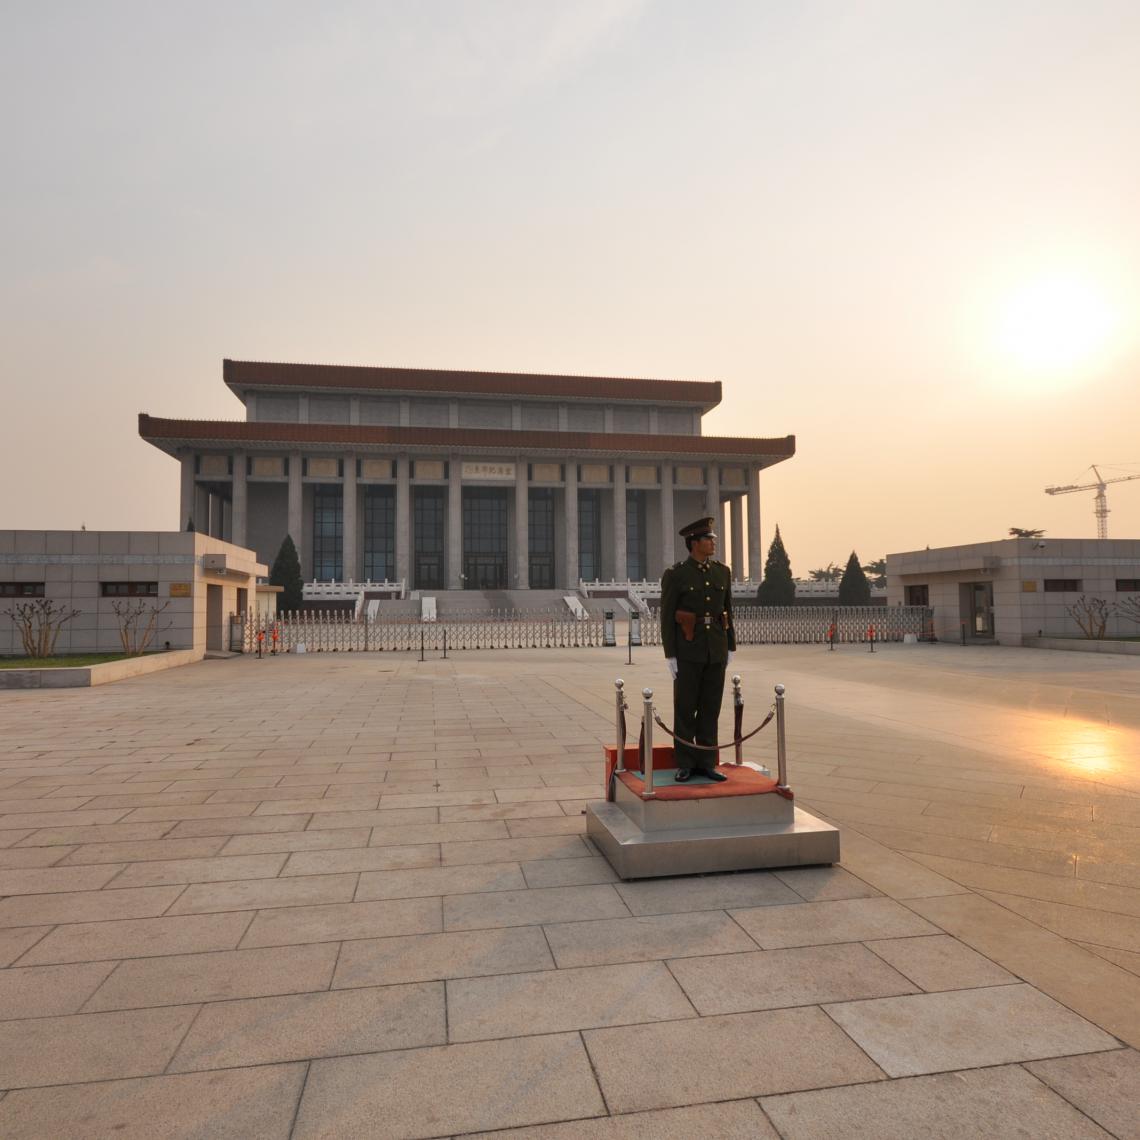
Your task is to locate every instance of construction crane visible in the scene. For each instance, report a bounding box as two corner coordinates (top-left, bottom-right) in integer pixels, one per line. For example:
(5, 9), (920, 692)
(1044, 465), (1140, 539)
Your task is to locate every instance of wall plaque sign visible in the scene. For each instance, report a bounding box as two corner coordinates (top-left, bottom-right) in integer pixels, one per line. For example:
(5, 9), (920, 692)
(461, 462), (516, 480)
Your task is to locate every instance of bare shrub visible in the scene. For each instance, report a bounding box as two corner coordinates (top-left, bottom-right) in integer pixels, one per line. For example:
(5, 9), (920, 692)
(1067, 595), (1115, 639)
(3, 599), (81, 658)
(111, 600), (172, 655)
(1117, 595), (1140, 627)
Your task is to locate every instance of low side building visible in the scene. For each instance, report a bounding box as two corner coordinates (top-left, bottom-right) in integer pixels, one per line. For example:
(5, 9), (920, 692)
(0, 531), (267, 656)
(887, 538), (1140, 645)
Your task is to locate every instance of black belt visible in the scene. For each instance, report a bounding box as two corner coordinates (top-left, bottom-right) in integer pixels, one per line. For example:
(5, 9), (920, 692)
(701, 616), (715, 626)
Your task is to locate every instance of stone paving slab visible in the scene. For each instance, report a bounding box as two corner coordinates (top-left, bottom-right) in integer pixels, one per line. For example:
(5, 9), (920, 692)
(864, 933), (1018, 991)
(0, 1004), (198, 1088)
(332, 927), (555, 987)
(293, 1032), (606, 1138)
(18, 910), (253, 965)
(0, 1063), (307, 1140)
(761, 1063), (1117, 1139)
(613, 870), (801, 915)
(730, 895), (942, 948)
(471, 1098), (779, 1139)
(443, 884), (630, 929)
(584, 1006), (886, 1111)
(0, 960), (117, 1018)
(544, 910), (759, 967)
(357, 861), (526, 900)
(669, 943), (920, 1014)
(167, 871), (360, 914)
(84, 941), (340, 1010)
(168, 981), (446, 1070)
(0, 884), (184, 928)
(824, 983), (1121, 1076)
(240, 896), (442, 947)
(447, 960), (695, 1041)
(1027, 1048), (1140, 1140)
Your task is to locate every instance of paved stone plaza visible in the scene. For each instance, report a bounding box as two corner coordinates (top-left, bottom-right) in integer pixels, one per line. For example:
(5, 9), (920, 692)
(0, 642), (1137, 1138)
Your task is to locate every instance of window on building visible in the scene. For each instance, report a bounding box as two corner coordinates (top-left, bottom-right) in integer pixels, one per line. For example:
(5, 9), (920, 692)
(626, 489), (647, 580)
(363, 487), (395, 582)
(1116, 579), (1140, 592)
(312, 485), (344, 581)
(1044, 579), (1081, 592)
(101, 582), (158, 597)
(529, 489), (555, 589)
(578, 489), (603, 581)
(904, 584), (929, 607)
(413, 487), (446, 590)
(0, 582), (45, 597)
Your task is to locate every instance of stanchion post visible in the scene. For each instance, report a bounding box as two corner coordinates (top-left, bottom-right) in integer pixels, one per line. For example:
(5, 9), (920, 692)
(732, 674), (744, 765)
(614, 679), (627, 776)
(442, 629), (448, 660)
(775, 683), (788, 789)
(420, 629), (425, 662)
(641, 687), (655, 799)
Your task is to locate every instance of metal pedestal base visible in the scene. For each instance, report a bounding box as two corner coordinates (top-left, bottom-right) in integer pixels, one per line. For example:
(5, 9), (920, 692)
(587, 800), (840, 880)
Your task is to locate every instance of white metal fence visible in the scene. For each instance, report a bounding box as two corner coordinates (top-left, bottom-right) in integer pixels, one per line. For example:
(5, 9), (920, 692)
(639, 605), (932, 646)
(234, 609), (606, 653)
(233, 604), (932, 654)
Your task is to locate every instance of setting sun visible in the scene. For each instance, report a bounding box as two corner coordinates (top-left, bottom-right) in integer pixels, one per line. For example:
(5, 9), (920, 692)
(996, 273), (1118, 377)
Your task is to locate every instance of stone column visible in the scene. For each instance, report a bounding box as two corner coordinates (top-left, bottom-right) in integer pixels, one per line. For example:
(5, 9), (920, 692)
(660, 461), (674, 569)
(612, 462), (627, 581)
(395, 455), (411, 586)
(564, 462), (578, 588)
(515, 458), (529, 589)
(730, 495), (744, 578)
(287, 451), (303, 555)
(747, 465), (763, 580)
(704, 464), (720, 524)
(342, 453), (358, 581)
(180, 454), (196, 531)
(195, 484), (211, 537)
(231, 452), (248, 550)
(448, 457), (463, 589)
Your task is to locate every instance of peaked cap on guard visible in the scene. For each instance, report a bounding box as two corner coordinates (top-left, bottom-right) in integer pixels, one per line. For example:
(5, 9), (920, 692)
(679, 516), (717, 542)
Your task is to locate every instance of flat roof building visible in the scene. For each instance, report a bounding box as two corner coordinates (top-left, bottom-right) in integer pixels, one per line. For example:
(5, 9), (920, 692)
(139, 360), (795, 591)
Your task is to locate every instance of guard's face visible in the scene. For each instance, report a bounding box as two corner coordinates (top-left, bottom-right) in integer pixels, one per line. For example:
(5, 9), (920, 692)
(692, 534), (716, 560)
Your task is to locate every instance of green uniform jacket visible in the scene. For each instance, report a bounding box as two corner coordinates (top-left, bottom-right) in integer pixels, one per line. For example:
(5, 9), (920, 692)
(660, 557), (736, 663)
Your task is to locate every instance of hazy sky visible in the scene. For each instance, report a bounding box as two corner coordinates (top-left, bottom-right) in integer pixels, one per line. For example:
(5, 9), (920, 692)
(3, 0), (1138, 574)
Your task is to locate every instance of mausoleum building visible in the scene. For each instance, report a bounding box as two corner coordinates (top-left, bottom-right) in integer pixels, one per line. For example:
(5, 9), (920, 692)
(139, 360), (794, 590)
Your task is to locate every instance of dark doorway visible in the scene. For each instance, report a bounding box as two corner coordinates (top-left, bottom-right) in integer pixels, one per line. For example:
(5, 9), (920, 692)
(413, 488), (445, 589)
(529, 489), (555, 589)
(463, 488), (508, 589)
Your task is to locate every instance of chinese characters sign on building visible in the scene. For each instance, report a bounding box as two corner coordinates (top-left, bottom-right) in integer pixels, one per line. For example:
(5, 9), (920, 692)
(461, 462), (516, 480)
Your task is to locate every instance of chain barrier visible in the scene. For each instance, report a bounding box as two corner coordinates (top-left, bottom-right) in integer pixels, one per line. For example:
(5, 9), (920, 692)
(650, 705), (776, 752)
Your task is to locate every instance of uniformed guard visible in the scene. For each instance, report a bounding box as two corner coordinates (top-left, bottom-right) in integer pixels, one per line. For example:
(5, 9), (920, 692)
(660, 517), (736, 782)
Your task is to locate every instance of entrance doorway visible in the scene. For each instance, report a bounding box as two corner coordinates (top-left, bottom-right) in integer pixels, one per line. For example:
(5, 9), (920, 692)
(962, 580), (994, 639)
(206, 585), (224, 651)
(463, 488), (508, 589)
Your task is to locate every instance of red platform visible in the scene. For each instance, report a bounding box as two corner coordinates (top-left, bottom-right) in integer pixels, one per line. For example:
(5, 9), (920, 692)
(604, 744), (793, 801)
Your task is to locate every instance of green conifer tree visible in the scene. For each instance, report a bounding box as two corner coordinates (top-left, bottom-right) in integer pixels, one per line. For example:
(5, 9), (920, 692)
(838, 551), (872, 604)
(270, 535), (304, 612)
(756, 526), (796, 605)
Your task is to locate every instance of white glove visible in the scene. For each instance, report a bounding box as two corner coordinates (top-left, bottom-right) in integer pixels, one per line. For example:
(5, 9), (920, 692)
(727, 651), (735, 666)
(666, 657), (678, 680)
